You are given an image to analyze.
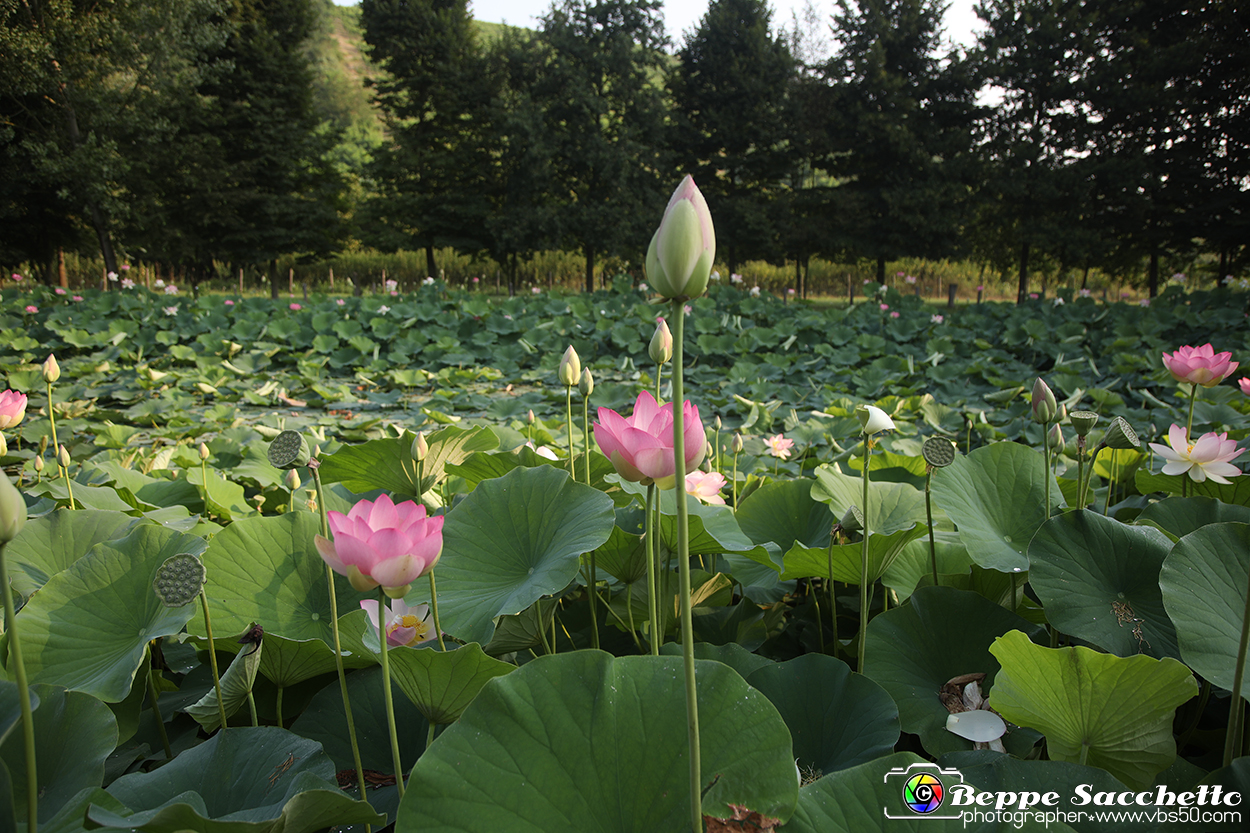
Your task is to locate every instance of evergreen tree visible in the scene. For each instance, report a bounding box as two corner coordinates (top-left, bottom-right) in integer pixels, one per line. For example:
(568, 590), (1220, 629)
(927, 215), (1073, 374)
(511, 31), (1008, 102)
(669, 0), (797, 274)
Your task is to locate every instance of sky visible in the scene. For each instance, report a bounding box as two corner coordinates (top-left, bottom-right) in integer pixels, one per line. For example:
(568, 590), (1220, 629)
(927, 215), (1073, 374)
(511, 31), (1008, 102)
(331, 1), (985, 50)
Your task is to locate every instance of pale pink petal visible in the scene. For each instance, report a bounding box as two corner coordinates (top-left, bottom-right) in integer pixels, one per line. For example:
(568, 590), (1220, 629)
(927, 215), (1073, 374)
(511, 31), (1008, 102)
(370, 553), (424, 588)
(360, 599), (382, 630)
(1167, 424), (1190, 453)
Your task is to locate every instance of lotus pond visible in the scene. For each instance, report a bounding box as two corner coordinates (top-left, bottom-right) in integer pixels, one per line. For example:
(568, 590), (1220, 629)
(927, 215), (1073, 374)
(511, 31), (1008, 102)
(1, 273), (1250, 832)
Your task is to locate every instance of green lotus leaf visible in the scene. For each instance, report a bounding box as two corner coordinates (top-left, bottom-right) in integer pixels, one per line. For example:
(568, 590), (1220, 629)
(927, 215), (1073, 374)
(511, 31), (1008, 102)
(988, 629), (1198, 790)
(437, 466), (615, 644)
(320, 425), (497, 500)
(397, 652), (798, 832)
(783, 524), (927, 585)
(1136, 496), (1250, 543)
(185, 632), (263, 732)
(1029, 510), (1179, 659)
(736, 479), (833, 551)
(5, 508), (142, 599)
(382, 642), (513, 725)
(811, 465), (928, 536)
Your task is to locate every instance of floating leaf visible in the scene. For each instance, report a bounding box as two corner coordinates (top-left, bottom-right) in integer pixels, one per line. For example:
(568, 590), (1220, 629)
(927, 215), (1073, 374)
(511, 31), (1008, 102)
(5, 508), (139, 599)
(384, 643), (513, 725)
(1136, 496), (1250, 542)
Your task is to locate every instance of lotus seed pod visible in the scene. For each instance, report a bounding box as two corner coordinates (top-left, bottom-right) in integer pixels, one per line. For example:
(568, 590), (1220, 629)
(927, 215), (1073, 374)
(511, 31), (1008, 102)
(1047, 423), (1066, 454)
(649, 318), (673, 364)
(578, 367), (594, 397)
(1102, 416), (1140, 450)
(153, 553), (206, 607)
(558, 345), (581, 387)
(42, 353), (60, 383)
(411, 431), (429, 462)
(267, 430), (311, 470)
(0, 471), (26, 544)
(839, 504), (864, 533)
(1069, 410), (1099, 437)
(57, 444), (70, 468)
(198, 442), (210, 461)
(731, 433), (744, 453)
(1030, 378), (1057, 424)
(921, 436), (957, 468)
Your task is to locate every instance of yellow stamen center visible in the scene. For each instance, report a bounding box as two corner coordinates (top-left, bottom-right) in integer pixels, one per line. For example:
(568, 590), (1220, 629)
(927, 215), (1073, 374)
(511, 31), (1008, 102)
(388, 614), (431, 647)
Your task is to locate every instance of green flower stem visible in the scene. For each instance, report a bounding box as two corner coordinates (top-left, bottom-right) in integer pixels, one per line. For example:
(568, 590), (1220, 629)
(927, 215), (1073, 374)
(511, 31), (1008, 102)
(63, 462), (75, 511)
(582, 395), (592, 485)
(311, 464), (367, 806)
(813, 590), (824, 653)
(1223, 560), (1250, 766)
(427, 720), (437, 753)
(201, 459), (210, 516)
(428, 571), (446, 651)
(623, 583), (643, 651)
(1105, 464), (1116, 517)
(645, 484), (659, 655)
(378, 589), (406, 798)
(582, 394), (599, 650)
(275, 686), (284, 729)
(655, 362), (664, 405)
(246, 690), (258, 727)
(925, 468), (938, 586)
(671, 298), (702, 833)
(1076, 443), (1087, 509)
(537, 609), (553, 655)
(46, 380), (59, 478)
(147, 666), (173, 759)
(827, 544), (839, 657)
(199, 591), (228, 730)
(731, 451), (739, 507)
(1, 540), (38, 832)
(565, 387), (575, 477)
(1042, 426), (1052, 518)
(1185, 385), (1198, 442)
(714, 426), (721, 475)
(859, 434), (872, 672)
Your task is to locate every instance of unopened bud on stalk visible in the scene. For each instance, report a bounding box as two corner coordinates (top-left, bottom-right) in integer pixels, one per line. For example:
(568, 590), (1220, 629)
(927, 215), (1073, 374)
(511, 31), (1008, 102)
(527, 409), (535, 425)
(579, 368), (594, 397)
(411, 431), (429, 462)
(1031, 378), (1057, 424)
(714, 415), (722, 431)
(731, 433), (744, 453)
(198, 442), (210, 461)
(57, 444), (70, 468)
(284, 468), (301, 492)
(1047, 423), (1065, 454)
(558, 345), (581, 387)
(0, 472), (27, 544)
(33, 455), (44, 473)
(42, 353), (60, 383)
(649, 318), (673, 364)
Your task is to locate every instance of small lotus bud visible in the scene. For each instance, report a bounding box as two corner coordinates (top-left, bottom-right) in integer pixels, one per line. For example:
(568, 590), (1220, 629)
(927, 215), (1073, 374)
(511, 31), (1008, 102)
(0, 472), (27, 544)
(1102, 417), (1140, 450)
(411, 431), (429, 462)
(649, 318), (674, 364)
(714, 415), (722, 431)
(198, 442), (210, 461)
(1047, 423), (1065, 453)
(1056, 403), (1068, 423)
(38, 436), (47, 455)
(284, 468), (301, 491)
(856, 404), (896, 435)
(57, 444), (70, 468)
(42, 353), (60, 383)
(527, 409), (535, 425)
(33, 454), (44, 473)
(731, 433), (744, 453)
(267, 430), (311, 470)
(558, 345), (581, 387)
(1031, 378), (1057, 424)
(1069, 410), (1099, 437)
(578, 368), (594, 397)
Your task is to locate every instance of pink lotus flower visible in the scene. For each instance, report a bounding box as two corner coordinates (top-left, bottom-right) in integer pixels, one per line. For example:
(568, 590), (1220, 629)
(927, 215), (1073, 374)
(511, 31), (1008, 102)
(289, 303), (302, 311)
(360, 598), (436, 648)
(315, 494), (444, 596)
(11, 273), (22, 282)
(1240, 378), (1250, 397)
(54, 287), (66, 295)
(336, 298), (345, 305)
(1149, 424), (1244, 484)
(71, 295), (83, 302)
(24, 305), (37, 314)
(1162, 344), (1238, 387)
(905, 275), (917, 284)
(1029, 292), (1039, 299)
(765, 434), (794, 460)
(889, 311), (900, 318)
(976, 285), (984, 292)
(685, 470), (726, 505)
(164, 284), (178, 295)
(593, 390), (706, 490)
(224, 299), (235, 306)
(879, 303), (889, 311)
(0, 390), (27, 430)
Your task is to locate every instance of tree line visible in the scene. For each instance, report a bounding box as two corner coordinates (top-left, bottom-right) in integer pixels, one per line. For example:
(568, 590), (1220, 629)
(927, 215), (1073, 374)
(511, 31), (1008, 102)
(2, 0), (1245, 300)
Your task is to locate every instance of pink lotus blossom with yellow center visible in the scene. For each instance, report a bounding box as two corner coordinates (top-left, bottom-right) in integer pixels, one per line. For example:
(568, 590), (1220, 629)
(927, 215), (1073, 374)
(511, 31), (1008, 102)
(685, 471), (726, 505)
(1148, 423), (1244, 484)
(1162, 344), (1238, 387)
(593, 390), (706, 490)
(360, 598), (435, 648)
(765, 434), (795, 460)
(315, 493), (444, 597)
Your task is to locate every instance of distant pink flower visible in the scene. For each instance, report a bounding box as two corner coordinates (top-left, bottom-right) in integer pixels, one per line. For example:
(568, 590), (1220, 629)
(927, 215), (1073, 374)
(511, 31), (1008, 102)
(683, 304), (692, 315)
(336, 298), (345, 306)
(24, 305), (36, 314)
(121, 278), (135, 289)
(472, 277), (480, 284)
(315, 493), (444, 595)
(154, 279), (165, 288)
(71, 295), (83, 302)
(0, 390), (28, 429)
(765, 434), (794, 460)
(593, 390), (706, 490)
(1162, 344), (1238, 387)
(360, 598), (435, 648)
(225, 299), (235, 306)
(890, 311), (900, 318)
(1149, 424), (1243, 484)
(931, 314), (944, 324)
(289, 303), (302, 311)
(639, 282), (648, 291)
(1079, 288), (1091, 298)
(879, 303), (889, 311)
(378, 305), (391, 314)
(54, 287), (66, 295)
(685, 470), (726, 505)
(1140, 299), (1150, 307)
(976, 285), (984, 292)
(1028, 292), (1039, 299)
(1241, 378), (1250, 397)
(905, 275), (917, 284)
(164, 284), (178, 295)
(531, 287), (541, 295)
(11, 273), (23, 282)
(731, 273), (744, 284)
(120, 263), (130, 271)
(163, 305), (179, 316)
(787, 288), (796, 295)
(749, 286), (760, 297)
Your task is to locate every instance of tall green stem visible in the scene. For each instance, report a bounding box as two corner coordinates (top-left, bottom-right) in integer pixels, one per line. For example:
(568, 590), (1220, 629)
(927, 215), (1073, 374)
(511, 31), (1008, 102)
(671, 299), (701, 832)
(645, 484), (659, 655)
(312, 465), (367, 804)
(925, 468), (938, 586)
(565, 387), (575, 476)
(583, 395), (599, 649)
(1185, 385), (1198, 442)
(199, 591), (227, 730)
(827, 543), (838, 657)
(378, 589), (406, 798)
(147, 666), (173, 759)
(731, 451), (739, 507)
(428, 571), (446, 651)
(859, 435), (871, 672)
(45, 380), (59, 479)
(583, 396), (592, 485)
(1223, 559), (1250, 766)
(2, 540), (38, 832)
(1042, 427), (1052, 518)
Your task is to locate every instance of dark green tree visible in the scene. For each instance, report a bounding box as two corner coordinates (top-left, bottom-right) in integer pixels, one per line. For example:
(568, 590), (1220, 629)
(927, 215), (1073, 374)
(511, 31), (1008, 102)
(825, 0), (979, 285)
(668, 0), (797, 274)
(359, 0), (492, 278)
(533, 0), (670, 292)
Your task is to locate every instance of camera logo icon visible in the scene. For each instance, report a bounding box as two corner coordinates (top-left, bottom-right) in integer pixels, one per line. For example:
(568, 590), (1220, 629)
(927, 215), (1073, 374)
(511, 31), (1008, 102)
(883, 762), (965, 820)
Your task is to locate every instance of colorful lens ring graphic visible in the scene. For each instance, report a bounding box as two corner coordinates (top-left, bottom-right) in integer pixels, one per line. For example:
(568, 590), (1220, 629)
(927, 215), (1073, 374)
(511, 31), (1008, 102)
(903, 772), (945, 814)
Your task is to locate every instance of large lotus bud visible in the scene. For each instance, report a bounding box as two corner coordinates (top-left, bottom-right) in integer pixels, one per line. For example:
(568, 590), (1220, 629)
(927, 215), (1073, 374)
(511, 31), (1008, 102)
(0, 472), (26, 544)
(558, 345), (581, 387)
(649, 317), (673, 364)
(42, 353), (60, 383)
(411, 431), (429, 462)
(1031, 378), (1057, 424)
(645, 176), (716, 300)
